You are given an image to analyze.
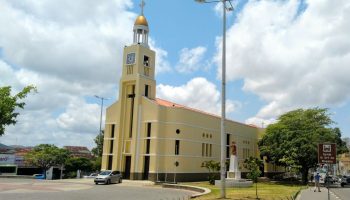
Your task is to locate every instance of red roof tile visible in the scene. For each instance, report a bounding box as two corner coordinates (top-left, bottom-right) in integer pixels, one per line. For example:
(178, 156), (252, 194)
(153, 98), (257, 128)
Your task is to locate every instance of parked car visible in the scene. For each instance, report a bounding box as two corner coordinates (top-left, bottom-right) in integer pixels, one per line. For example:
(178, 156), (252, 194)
(33, 174), (45, 179)
(83, 173), (98, 178)
(341, 176), (350, 187)
(324, 175), (335, 184)
(94, 170), (122, 185)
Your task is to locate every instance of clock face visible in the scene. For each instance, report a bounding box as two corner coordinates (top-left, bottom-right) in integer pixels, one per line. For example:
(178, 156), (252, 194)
(126, 53), (135, 65)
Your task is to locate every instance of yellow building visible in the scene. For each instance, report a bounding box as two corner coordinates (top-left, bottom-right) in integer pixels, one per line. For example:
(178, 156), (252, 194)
(101, 9), (268, 182)
(339, 153), (350, 175)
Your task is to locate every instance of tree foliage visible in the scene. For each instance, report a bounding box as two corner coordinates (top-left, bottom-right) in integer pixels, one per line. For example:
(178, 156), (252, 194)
(0, 85), (36, 136)
(201, 160), (220, 185)
(244, 157), (263, 182)
(258, 108), (348, 184)
(91, 130), (104, 157)
(92, 156), (102, 171)
(244, 157), (263, 200)
(25, 144), (70, 175)
(65, 157), (93, 172)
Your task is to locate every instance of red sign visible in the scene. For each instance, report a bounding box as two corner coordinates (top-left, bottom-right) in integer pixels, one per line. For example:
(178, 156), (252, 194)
(318, 143), (336, 164)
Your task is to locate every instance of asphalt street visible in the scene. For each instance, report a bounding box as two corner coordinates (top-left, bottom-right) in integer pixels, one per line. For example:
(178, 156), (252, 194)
(0, 178), (195, 200)
(298, 184), (350, 200)
(330, 186), (350, 200)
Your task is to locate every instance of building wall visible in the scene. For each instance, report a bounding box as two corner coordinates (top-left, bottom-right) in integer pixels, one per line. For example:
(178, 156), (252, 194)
(100, 21), (283, 181)
(102, 93), (265, 181)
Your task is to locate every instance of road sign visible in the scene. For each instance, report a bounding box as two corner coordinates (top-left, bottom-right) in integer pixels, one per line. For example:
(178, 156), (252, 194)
(318, 143), (336, 164)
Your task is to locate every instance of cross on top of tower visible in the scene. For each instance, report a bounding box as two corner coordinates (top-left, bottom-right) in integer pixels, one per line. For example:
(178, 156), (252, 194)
(140, 0), (145, 15)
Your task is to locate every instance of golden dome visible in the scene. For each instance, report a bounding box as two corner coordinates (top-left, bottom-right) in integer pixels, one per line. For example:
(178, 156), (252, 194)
(134, 15), (148, 26)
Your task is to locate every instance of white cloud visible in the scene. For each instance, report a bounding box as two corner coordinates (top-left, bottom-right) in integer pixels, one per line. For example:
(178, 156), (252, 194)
(0, 0), (135, 84)
(157, 77), (241, 116)
(149, 39), (172, 74)
(214, 0), (350, 123)
(0, 62), (107, 148)
(245, 117), (276, 129)
(56, 98), (100, 133)
(2, 97), (102, 149)
(176, 46), (209, 74)
(214, 0), (237, 17)
(0, 0), (172, 149)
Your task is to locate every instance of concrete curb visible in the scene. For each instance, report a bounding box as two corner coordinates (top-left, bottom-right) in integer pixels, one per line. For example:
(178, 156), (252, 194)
(162, 183), (211, 198)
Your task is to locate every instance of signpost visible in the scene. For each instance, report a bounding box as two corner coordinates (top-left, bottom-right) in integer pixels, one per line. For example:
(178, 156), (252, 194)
(318, 143), (336, 164)
(318, 143), (336, 200)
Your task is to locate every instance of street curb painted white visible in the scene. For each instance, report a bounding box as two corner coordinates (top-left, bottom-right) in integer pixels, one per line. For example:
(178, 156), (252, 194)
(162, 183), (211, 198)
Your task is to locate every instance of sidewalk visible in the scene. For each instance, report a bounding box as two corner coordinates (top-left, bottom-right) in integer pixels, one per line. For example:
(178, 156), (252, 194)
(297, 187), (339, 200)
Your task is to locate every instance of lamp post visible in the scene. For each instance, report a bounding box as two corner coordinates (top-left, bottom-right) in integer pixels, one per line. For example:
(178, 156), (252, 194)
(195, 0), (233, 198)
(94, 95), (109, 156)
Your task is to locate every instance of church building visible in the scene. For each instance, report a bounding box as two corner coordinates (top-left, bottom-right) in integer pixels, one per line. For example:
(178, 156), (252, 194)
(101, 3), (277, 182)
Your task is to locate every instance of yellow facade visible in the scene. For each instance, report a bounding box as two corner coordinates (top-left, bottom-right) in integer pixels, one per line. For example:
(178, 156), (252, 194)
(339, 153), (350, 175)
(101, 13), (275, 182)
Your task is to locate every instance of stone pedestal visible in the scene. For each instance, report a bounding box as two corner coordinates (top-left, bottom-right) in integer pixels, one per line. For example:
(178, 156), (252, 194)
(215, 142), (252, 188)
(215, 178), (253, 188)
(227, 171), (241, 179)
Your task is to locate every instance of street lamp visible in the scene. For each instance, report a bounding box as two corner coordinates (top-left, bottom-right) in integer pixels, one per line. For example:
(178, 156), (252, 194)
(195, 0), (234, 198)
(94, 95), (109, 156)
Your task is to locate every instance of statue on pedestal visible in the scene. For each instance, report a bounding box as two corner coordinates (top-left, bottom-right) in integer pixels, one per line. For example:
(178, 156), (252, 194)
(228, 141), (241, 179)
(215, 140), (253, 187)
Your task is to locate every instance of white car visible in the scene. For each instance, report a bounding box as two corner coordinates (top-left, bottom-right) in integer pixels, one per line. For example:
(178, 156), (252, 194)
(94, 170), (122, 185)
(83, 173), (98, 178)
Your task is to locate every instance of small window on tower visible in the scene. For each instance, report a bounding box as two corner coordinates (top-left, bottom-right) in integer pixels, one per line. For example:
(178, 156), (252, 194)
(143, 56), (149, 67)
(145, 85), (149, 97)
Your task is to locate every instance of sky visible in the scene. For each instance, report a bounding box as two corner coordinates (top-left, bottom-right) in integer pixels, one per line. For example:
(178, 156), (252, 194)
(1, 0), (350, 149)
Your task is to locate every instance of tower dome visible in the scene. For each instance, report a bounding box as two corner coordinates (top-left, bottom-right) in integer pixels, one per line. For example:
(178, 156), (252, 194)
(134, 15), (148, 27)
(133, 0), (149, 47)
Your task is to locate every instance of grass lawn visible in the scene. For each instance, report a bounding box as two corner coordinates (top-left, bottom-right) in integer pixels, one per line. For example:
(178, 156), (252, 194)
(185, 181), (306, 200)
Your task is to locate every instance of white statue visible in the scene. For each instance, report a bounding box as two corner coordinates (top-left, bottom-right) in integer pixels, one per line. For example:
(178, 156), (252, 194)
(228, 141), (241, 179)
(215, 140), (253, 187)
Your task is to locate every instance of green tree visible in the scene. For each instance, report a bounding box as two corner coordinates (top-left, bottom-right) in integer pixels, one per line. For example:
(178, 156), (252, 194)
(91, 130), (104, 157)
(258, 108), (348, 184)
(244, 157), (263, 199)
(65, 157), (93, 177)
(201, 160), (220, 185)
(0, 85), (36, 136)
(92, 156), (102, 172)
(334, 128), (349, 154)
(25, 144), (70, 177)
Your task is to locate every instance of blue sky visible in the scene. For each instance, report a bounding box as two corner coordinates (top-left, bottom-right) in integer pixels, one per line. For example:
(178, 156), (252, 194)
(1, 0), (350, 149)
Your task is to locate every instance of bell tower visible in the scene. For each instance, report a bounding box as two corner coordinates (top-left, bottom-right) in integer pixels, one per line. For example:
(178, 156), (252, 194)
(120, 0), (155, 99)
(117, 0), (156, 179)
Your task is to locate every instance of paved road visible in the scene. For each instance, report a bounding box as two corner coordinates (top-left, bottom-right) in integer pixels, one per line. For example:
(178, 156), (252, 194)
(0, 178), (195, 200)
(330, 186), (350, 200)
(298, 185), (350, 200)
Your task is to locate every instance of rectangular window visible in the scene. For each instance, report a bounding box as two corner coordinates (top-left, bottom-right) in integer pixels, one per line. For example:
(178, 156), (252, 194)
(143, 55), (149, 66)
(108, 155), (113, 170)
(209, 144), (212, 157)
(111, 124), (115, 138)
(226, 134), (230, 145)
(146, 122), (151, 137)
(175, 140), (180, 155)
(243, 148), (250, 159)
(205, 143), (208, 157)
(109, 140), (114, 154)
(146, 139), (150, 154)
(226, 146), (230, 159)
(202, 143), (205, 157)
(128, 85), (135, 138)
(145, 85), (149, 97)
